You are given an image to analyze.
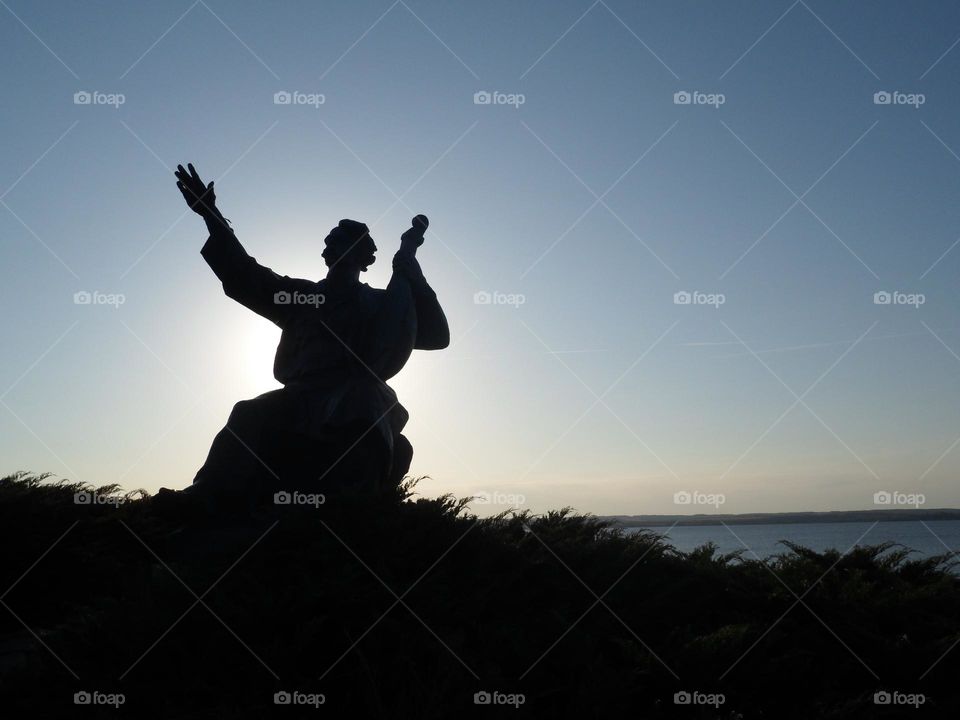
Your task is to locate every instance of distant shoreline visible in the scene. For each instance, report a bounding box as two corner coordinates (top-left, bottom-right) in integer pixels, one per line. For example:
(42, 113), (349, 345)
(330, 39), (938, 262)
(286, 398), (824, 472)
(605, 508), (960, 528)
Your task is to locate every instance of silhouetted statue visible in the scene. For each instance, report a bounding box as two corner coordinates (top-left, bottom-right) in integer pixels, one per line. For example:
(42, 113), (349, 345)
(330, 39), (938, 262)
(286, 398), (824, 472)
(173, 164), (449, 507)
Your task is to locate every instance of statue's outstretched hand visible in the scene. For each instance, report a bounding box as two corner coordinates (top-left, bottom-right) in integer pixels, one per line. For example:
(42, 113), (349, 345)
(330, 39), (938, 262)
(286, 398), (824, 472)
(175, 163), (216, 216)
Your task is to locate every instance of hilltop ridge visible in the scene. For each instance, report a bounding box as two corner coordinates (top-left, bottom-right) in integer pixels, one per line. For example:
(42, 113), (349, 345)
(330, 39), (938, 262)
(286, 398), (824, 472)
(1, 472), (958, 718)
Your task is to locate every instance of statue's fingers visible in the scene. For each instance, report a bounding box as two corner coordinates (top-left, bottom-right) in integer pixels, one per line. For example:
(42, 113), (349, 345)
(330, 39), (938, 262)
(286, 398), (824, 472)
(176, 182), (195, 201)
(176, 170), (197, 193)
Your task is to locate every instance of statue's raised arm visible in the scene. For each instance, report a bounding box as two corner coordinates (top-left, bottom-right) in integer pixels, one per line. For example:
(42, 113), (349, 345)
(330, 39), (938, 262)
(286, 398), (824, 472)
(395, 216), (450, 351)
(175, 162), (298, 327)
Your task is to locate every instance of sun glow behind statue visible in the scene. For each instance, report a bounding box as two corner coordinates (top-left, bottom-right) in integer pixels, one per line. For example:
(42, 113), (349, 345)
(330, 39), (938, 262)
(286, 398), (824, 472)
(239, 318), (282, 394)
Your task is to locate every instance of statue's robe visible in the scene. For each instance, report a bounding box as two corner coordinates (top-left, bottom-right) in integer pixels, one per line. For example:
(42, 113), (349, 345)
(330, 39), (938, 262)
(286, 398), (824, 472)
(191, 223), (448, 500)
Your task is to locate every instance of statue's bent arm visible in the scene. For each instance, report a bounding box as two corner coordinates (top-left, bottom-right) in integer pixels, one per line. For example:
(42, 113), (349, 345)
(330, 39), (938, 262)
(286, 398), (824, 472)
(201, 222), (300, 328)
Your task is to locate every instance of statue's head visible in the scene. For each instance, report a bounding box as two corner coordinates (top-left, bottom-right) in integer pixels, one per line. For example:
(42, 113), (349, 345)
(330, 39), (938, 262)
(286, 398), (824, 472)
(322, 219), (376, 272)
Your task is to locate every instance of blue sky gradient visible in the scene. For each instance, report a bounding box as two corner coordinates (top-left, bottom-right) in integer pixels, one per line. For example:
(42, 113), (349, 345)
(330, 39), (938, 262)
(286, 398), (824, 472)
(3, 0), (960, 514)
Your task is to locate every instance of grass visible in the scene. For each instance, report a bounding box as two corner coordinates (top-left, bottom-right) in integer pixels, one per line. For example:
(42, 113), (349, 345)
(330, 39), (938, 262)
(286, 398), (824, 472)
(0, 471), (958, 718)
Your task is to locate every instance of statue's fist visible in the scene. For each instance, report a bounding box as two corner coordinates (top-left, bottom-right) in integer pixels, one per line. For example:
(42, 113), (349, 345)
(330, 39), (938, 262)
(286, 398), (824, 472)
(401, 214), (428, 251)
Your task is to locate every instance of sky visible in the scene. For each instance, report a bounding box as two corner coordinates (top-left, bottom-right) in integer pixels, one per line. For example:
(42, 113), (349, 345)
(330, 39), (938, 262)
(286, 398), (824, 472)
(3, 0), (960, 516)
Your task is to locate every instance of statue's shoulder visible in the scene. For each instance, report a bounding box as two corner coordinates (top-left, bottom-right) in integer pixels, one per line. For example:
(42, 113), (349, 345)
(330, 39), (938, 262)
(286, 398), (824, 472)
(291, 277), (320, 292)
(359, 283), (387, 300)
(360, 283), (386, 297)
